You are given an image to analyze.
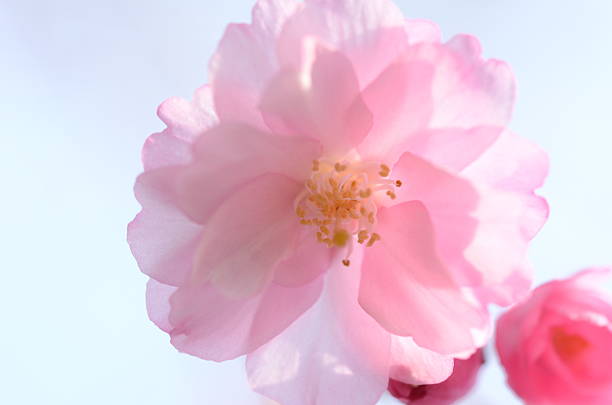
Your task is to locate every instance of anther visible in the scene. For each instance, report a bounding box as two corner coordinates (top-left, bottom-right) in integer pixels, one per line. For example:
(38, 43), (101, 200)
(359, 189), (372, 198)
(395, 180), (402, 187)
(386, 190), (396, 200)
(334, 162), (347, 172)
(366, 233), (381, 247)
(379, 164), (390, 177)
(368, 212), (375, 224)
(358, 230), (369, 244)
(342, 259), (350, 267)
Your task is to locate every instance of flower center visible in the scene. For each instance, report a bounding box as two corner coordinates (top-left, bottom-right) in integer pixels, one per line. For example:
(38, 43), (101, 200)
(551, 326), (590, 361)
(294, 158), (401, 266)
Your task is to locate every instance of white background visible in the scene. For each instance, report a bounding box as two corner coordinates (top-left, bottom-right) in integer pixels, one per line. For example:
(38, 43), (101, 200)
(2, 1), (611, 404)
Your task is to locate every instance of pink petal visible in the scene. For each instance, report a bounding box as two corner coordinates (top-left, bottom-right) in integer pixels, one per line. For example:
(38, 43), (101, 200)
(357, 42), (508, 167)
(405, 19), (441, 45)
(279, 0), (408, 87)
(389, 152), (479, 287)
(463, 186), (537, 305)
(360, 36), (514, 163)
(462, 130), (548, 191)
(359, 201), (488, 355)
(260, 45), (372, 156)
(191, 173), (303, 298)
(463, 131), (549, 240)
(273, 227), (333, 287)
(429, 35), (516, 129)
(143, 86), (217, 171)
(210, 0), (300, 130)
(141, 131), (193, 171)
(247, 251), (391, 405)
(356, 56), (434, 162)
(389, 336), (454, 385)
(128, 167), (202, 286)
(565, 267), (612, 300)
(176, 123), (320, 224)
(165, 277), (323, 362)
(157, 85), (216, 139)
(146, 279), (177, 333)
(405, 126), (503, 172)
(392, 152), (538, 306)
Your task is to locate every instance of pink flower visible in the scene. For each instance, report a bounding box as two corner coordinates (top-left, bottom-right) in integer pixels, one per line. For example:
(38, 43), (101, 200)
(496, 268), (612, 405)
(128, 0), (548, 403)
(388, 349), (484, 405)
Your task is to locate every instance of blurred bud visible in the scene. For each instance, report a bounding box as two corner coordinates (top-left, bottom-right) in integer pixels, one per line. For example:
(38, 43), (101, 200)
(496, 268), (612, 405)
(388, 349), (484, 404)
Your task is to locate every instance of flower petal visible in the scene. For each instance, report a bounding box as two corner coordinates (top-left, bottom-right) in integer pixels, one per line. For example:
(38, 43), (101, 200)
(463, 187), (537, 305)
(359, 201), (488, 355)
(404, 126), (503, 172)
(462, 131), (549, 239)
(164, 277), (323, 361)
(357, 56), (434, 162)
(176, 123), (320, 224)
(247, 251), (391, 405)
(210, 0), (300, 129)
(430, 35), (515, 128)
(146, 279), (177, 333)
(157, 85), (216, 140)
(405, 19), (441, 45)
(143, 86), (216, 171)
(260, 45), (372, 156)
(279, 0), (408, 87)
(564, 268), (612, 301)
(359, 37), (513, 163)
(390, 336), (454, 385)
(272, 227), (333, 287)
(392, 151), (537, 306)
(192, 173), (302, 298)
(128, 167), (202, 286)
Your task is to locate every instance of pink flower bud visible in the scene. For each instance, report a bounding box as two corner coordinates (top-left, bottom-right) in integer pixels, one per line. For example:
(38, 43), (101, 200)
(496, 268), (612, 405)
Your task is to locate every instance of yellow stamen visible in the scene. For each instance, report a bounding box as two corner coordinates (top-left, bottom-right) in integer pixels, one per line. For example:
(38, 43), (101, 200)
(359, 188), (372, 198)
(295, 158), (401, 266)
(379, 164), (390, 177)
(357, 230), (369, 244)
(334, 162), (347, 172)
(366, 233), (381, 247)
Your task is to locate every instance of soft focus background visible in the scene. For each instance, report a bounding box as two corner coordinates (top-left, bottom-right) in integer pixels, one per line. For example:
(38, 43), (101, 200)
(2, 0), (611, 404)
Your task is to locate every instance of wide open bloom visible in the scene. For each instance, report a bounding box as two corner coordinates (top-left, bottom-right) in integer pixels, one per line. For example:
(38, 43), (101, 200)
(128, 0), (548, 403)
(388, 349), (484, 405)
(496, 268), (612, 405)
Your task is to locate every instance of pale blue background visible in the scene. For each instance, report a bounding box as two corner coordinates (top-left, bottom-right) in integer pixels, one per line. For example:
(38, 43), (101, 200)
(2, 1), (611, 404)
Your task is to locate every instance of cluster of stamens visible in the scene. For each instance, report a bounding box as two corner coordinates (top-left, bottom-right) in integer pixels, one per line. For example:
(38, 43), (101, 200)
(294, 158), (402, 267)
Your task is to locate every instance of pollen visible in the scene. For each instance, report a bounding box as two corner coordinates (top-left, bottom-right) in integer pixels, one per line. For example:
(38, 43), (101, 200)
(294, 158), (401, 266)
